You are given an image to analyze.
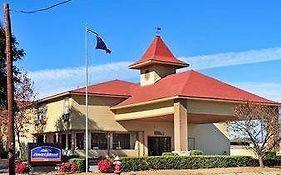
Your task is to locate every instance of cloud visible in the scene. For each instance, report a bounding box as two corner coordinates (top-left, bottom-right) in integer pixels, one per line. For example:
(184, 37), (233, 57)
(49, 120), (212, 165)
(29, 61), (137, 98)
(231, 82), (281, 102)
(29, 46), (281, 98)
(180, 47), (281, 70)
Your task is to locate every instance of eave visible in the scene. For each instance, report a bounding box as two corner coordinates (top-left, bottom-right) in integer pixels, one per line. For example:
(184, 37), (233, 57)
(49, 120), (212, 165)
(110, 95), (281, 110)
(129, 59), (189, 69)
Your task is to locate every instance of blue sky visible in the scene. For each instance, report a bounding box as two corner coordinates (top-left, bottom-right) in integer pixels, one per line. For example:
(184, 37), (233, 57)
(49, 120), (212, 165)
(1, 0), (281, 101)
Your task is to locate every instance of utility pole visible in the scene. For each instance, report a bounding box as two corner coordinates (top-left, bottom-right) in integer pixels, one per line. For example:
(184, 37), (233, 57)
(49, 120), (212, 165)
(4, 3), (15, 175)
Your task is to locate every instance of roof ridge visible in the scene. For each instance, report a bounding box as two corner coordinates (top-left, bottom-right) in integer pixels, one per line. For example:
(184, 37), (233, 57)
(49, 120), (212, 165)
(152, 37), (158, 58)
(71, 79), (137, 92)
(179, 70), (193, 95)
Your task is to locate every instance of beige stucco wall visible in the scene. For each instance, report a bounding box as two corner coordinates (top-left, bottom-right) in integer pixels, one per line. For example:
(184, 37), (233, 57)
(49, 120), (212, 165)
(187, 99), (235, 116)
(70, 95), (128, 131)
(44, 98), (67, 132)
(188, 123), (230, 155)
(115, 99), (236, 122)
(230, 145), (257, 158)
(115, 100), (174, 121)
(140, 65), (176, 86)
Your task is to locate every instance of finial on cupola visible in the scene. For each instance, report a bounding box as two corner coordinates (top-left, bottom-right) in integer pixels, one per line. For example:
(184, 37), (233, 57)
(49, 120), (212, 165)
(155, 27), (161, 36)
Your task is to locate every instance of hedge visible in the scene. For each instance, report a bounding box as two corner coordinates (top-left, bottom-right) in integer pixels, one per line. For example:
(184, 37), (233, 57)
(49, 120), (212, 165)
(69, 158), (86, 172)
(162, 152), (179, 157)
(190, 150), (204, 155)
(264, 156), (281, 167)
(121, 155), (257, 172)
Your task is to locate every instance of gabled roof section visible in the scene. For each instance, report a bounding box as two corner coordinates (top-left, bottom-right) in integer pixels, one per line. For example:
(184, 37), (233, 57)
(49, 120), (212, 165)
(129, 36), (189, 69)
(71, 79), (137, 97)
(113, 70), (277, 109)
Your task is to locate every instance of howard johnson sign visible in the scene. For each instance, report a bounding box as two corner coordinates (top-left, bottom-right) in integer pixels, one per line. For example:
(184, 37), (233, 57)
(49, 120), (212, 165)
(28, 143), (62, 165)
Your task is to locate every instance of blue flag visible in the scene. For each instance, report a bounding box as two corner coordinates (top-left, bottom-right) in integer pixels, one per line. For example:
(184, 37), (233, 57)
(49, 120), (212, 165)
(94, 32), (111, 54)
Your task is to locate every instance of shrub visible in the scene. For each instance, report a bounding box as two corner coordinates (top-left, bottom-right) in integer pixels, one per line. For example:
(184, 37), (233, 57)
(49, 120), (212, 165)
(162, 152), (179, 157)
(263, 156), (281, 167)
(15, 162), (30, 174)
(69, 158), (86, 172)
(190, 150), (203, 155)
(59, 162), (77, 173)
(263, 151), (276, 159)
(121, 155), (257, 172)
(98, 159), (113, 173)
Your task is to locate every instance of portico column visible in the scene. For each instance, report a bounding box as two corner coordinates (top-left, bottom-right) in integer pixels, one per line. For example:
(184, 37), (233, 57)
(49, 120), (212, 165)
(137, 131), (145, 157)
(56, 133), (59, 143)
(66, 133), (69, 150)
(71, 131), (75, 153)
(43, 134), (47, 143)
(173, 99), (188, 152)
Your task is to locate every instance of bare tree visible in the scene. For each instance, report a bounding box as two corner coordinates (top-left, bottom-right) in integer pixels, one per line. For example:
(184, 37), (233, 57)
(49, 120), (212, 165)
(0, 72), (36, 158)
(229, 101), (280, 167)
(14, 72), (36, 159)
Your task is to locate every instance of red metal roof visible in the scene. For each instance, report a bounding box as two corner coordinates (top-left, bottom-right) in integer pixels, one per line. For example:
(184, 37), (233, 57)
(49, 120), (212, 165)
(71, 79), (137, 97)
(114, 70), (276, 108)
(129, 36), (189, 69)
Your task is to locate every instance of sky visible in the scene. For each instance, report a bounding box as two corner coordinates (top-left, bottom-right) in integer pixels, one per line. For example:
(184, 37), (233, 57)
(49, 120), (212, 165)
(0, 0), (281, 101)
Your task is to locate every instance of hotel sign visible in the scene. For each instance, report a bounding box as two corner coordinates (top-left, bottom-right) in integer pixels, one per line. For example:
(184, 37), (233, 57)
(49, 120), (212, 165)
(28, 143), (62, 165)
(31, 146), (61, 162)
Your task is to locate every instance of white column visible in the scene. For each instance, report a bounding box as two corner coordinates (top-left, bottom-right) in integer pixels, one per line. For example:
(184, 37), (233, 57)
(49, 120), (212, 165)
(174, 99), (188, 152)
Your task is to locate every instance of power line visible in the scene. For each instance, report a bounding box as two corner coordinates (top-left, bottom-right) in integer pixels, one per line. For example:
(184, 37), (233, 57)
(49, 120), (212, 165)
(11, 0), (71, 14)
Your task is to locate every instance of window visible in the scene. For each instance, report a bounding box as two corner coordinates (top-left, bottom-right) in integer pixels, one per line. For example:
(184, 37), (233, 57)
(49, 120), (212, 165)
(144, 70), (150, 80)
(68, 134), (72, 149)
(91, 133), (108, 150)
(53, 135), (56, 143)
(76, 133), (84, 149)
(36, 135), (44, 143)
(53, 134), (60, 144)
(61, 134), (66, 149)
(113, 133), (130, 149)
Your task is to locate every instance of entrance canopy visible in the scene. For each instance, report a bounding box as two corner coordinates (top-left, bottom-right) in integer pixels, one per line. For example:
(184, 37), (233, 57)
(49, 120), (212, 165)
(113, 98), (237, 124)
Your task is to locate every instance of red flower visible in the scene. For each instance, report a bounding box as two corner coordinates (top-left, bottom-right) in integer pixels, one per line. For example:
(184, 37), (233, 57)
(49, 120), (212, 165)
(59, 162), (77, 173)
(98, 159), (113, 173)
(15, 162), (30, 174)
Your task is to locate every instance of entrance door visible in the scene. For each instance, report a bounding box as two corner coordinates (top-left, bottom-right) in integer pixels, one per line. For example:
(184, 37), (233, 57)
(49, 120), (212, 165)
(148, 136), (171, 156)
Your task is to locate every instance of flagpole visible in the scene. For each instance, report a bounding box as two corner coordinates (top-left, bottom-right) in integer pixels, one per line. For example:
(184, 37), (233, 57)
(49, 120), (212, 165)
(85, 23), (89, 173)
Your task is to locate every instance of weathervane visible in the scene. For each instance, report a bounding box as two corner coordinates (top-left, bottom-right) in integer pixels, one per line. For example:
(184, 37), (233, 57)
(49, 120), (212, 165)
(155, 27), (161, 36)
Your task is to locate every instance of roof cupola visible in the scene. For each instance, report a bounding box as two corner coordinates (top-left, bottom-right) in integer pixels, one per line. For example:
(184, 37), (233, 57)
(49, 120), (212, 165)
(130, 35), (189, 86)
